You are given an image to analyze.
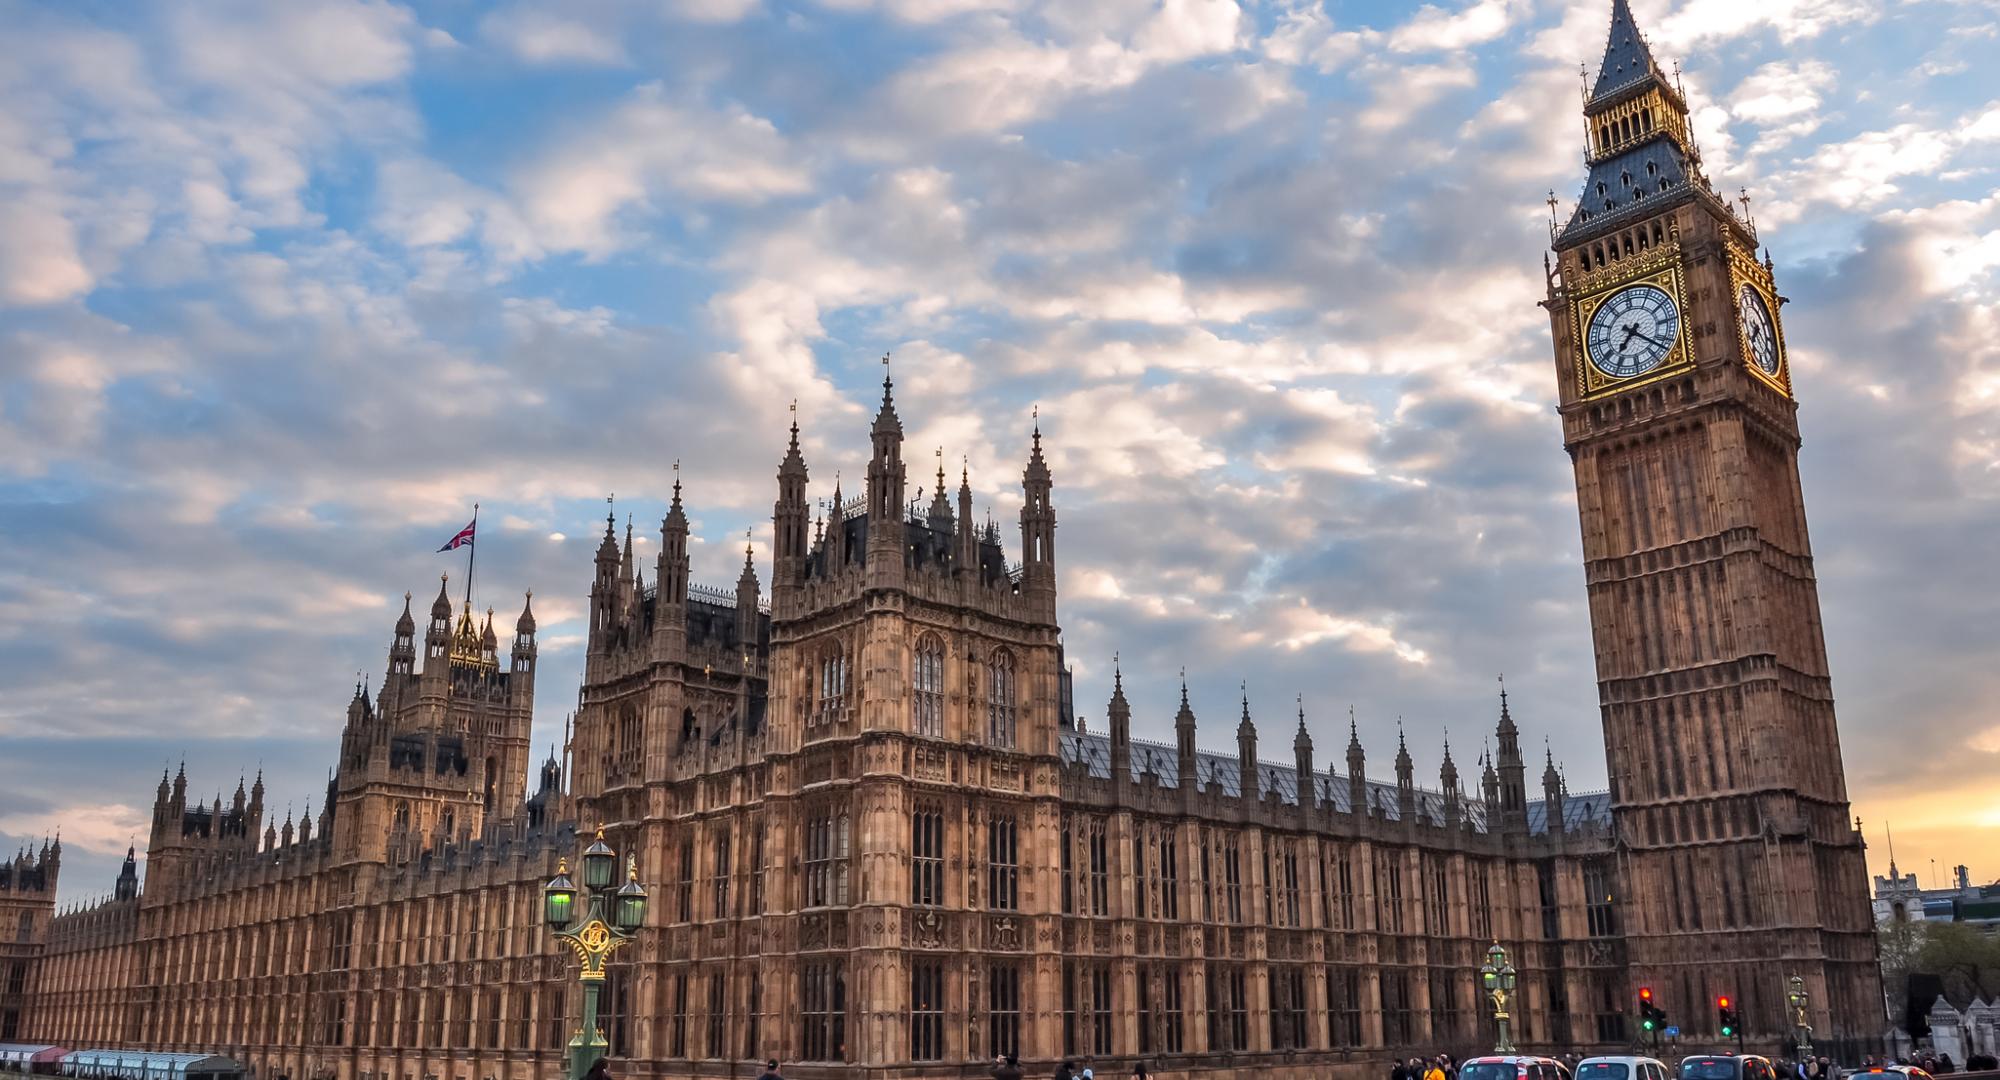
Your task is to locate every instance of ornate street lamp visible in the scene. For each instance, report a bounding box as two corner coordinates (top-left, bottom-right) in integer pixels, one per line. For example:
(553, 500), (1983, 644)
(546, 828), (648, 1080)
(1787, 975), (1814, 1058)
(1481, 941), (1520, 1053)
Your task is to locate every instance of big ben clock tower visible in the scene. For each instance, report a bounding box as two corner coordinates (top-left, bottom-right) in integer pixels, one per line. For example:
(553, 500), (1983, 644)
(1545, 0), (1882, 1041)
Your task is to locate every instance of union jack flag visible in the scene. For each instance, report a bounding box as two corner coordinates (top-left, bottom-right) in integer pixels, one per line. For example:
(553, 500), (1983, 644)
(437, 520), (476, 552)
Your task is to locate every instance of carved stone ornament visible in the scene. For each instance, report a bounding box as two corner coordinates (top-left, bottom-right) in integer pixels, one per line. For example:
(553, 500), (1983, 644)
(988, 915), (1022, 951)
(912, 908), (946, 949)
(801, 912), (827, 950)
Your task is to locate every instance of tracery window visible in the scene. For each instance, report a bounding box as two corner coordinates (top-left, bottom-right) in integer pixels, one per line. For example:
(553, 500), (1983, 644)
(1377, 850), (1405, 933)
(677, 839), (695, 922)
(1086, 817), (1110, 916)
(987, 963), (1021, 1058)
(1221, 833), (1243, 923)
(1271, 965), (1309, 1050)
(706, 973), (727, 1058)
(1205, 965), (1249, 1051)
(1425, 853), (1450, 935)
(911, 806), (944, 906)
(1470, 862), (1493, 939)
(669, 971), (689, 1057)
(910, 960), (944, 1060)
(1276, 841), (1301, 928)
(712, 824), (732, 918)
(814, 648), (849, 729)
(986, 649), (1017, 747)
(614, 705), (641, 778)
(800, 963), (846, 1061)
(1088, 964), (1113, 1054)
(1333, 968), (1362, 1047)
(751, 823), (766, 915)
(986, 813), (1019, 910)
(805, 812), (851, 907)
(1154, 825), (1180, 919)
(1583, 857), (1619, 937)
(913, 634), (944, 737)
(1137, 963), (1184, 1054)
(1382, 968), (1413, 1046)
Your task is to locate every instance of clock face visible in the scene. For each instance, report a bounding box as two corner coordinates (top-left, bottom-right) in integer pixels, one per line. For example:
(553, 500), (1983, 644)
(1740, 285), (1780, 375)
(1586, 284), (1680, 379)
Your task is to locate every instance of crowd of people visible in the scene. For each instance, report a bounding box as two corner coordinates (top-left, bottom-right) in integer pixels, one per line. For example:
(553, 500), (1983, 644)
(589, 1046), (2000, 1080)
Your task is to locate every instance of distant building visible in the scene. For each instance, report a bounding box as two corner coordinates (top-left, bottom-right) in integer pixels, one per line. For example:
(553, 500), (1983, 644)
(0, 841), (59, 1041)
(1875, 862), (2000, 930)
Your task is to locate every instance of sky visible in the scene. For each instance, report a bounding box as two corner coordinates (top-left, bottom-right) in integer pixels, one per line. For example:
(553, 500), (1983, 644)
(0, 0), (1996, 906)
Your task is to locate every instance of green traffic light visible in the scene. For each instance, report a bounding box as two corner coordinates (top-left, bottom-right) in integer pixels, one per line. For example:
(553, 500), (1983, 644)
(1643, 1020), (1656, 1031)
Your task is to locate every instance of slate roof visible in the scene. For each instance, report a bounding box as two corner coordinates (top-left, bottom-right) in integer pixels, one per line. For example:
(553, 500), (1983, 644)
(1563, 137), (1694, 238)
(1591, 0), (1662, 102)
(1058, 730), (1611, 837)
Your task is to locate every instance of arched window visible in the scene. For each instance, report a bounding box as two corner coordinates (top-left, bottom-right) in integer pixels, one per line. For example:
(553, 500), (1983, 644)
(815, 648), (848, 729)
(393, 802), (410, 831)
(913, 635), (944, 738)
(987, 650), (1017, 748)
(805, 811), (850, 907)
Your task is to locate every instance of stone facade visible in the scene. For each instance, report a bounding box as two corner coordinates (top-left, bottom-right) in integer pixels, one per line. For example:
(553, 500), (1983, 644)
(1, 842), (59, 1042)
(16, 2), (1883, 1077)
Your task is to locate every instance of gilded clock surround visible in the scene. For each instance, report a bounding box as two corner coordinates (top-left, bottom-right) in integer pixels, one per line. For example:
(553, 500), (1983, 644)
(1568, 247), (1691, 399)
(1728, 243), (1792, 396)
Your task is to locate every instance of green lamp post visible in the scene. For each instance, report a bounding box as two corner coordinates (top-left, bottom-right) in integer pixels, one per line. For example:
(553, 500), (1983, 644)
(545, 829), (648, 1080)
(1787, 976), (1814, 1058)
(1481, 941), (1520, 1054)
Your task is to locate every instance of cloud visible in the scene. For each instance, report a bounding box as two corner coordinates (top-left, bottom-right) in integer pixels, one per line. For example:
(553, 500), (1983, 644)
(4, 0), (2000, 902)
(1387, 0), (1519, 53)
(510, 84), (812, 257)
(479, 8), (630, 66)
(0, 196), (95, 305)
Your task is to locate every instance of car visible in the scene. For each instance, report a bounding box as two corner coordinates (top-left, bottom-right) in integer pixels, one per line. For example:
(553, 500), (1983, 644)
(1681, 1055), (1780, 1080)
(1859, 1067), (1933, 1080)
(1579, 1055), (1674, 1080)
(1459, 1056), (1576, 1080)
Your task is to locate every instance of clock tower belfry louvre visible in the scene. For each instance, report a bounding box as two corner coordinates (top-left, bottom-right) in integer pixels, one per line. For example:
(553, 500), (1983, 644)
(1544, 0), (1880, 1042)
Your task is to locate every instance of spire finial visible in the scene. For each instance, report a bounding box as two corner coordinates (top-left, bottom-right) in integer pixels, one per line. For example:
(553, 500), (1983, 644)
(937, 446), (946, 488)
(1113, 651), (1122, 690)
(672, 461), (682, 506)
(789, 399), (799, 444)
(1179, 666), (1189, 706)
(606, 494), (615, 530)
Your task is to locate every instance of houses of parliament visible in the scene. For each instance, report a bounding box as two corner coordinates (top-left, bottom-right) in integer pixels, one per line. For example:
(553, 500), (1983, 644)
(4, 3), (1882, 1078)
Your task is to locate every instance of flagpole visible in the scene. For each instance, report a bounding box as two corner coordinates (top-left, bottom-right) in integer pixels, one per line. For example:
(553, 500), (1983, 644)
(463, 503), (478, 612)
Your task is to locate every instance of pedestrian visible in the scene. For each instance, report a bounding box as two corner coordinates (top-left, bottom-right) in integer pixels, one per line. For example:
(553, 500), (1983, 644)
(584, 1059), (613, 1080)
(1425, 1058), (1446, 1080)
(1056, 1061), (1075, 1080)
(1131, 1064), (1151, 1080)
(758, 1061), (783, 1080)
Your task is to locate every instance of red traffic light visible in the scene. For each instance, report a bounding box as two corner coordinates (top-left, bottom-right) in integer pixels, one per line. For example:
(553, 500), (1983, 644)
(1640, 987), (1654, 1002)
(1718, 996), (1731, 1008)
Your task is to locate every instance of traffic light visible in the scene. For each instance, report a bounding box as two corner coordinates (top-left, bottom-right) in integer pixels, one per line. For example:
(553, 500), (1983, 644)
(1718, 995), (1738, 1036)
(1640, 987), (1659, 1032)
